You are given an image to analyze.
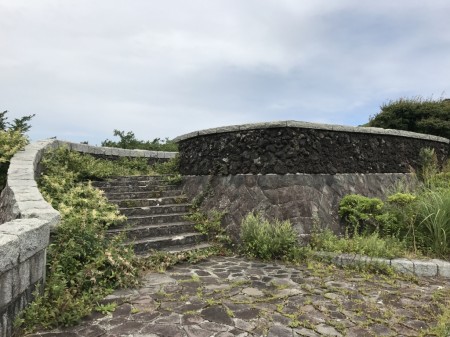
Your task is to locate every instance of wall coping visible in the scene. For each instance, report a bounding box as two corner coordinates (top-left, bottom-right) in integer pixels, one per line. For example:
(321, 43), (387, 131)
(173, 120), (450, 144)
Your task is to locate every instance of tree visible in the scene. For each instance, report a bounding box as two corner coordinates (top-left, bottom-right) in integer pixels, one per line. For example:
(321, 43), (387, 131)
(101, 129), (178, 152)
(366, 97), (450, 139)
(0, 110), (35, 190)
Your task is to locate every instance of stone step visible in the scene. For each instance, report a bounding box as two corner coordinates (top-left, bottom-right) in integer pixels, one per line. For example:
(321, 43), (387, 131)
(160, 242), (214, 254)
(107, 222), (196, 240)
(97, 184), (180, 193)
(104, 190), (183, 200)
(114, 213), (189, 228)
(109, 196), (189, 208)
(91, 178), (169, 188)
(104, 175), (168, 182)
(119, 204), (191, 217)
(129, 232), (207, 253)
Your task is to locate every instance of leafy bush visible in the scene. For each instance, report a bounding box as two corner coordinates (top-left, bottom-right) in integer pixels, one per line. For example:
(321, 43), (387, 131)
(366, 97), (450, 139)
(309, 227), (407, 259)
(240, 213), (298, 260)
(101, 129), (178, 152)
(338, 194), (387, 234)
(40, 146), (159, 183)
(0, 110), (34, 190)
(186, 209), (229, 244)
(16, 147), (141, 333)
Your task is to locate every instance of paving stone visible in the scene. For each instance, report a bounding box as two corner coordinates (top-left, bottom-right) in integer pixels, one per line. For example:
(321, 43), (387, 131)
(315, 324), (343, 336)
(241, 287), (263, 297)
(25, 256), (450, 337)
(267, 324), (293, 337)
(201, 306), (234, 326)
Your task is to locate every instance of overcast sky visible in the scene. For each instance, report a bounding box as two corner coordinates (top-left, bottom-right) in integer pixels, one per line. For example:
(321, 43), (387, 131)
(1, 1), (450, 145)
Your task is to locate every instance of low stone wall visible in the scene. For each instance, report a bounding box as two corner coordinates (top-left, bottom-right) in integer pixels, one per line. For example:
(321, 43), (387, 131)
(182, 173), (413, 240)
(175, 121), (449, 175)
(0, 140), (176, 337)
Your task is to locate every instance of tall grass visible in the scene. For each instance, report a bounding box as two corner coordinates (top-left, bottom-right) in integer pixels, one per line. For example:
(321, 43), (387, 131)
(415, 189), (450, 257)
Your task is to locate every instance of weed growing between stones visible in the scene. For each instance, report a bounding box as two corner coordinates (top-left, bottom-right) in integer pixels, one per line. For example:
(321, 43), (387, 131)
(14, 147), (153, 333)
(139, 246), (225, 272)
(240, 212), (307, 261)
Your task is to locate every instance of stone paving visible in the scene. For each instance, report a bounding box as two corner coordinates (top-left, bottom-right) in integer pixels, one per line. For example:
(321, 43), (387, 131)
(26, 256), (450, 337)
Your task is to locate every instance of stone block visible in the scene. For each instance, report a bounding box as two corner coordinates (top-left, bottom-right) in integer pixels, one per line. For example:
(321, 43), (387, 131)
(0, 269), (13, 308)
(413, 261), (438, 277)
(0, 219), (50, 262)
(390, 258), (414, 275)
(30, 249), (46, 284)
(17, 259), (31, 295)
(0, 234), (19, 272)
(430, 259), (450, 278)
(173, 131), (200, 143)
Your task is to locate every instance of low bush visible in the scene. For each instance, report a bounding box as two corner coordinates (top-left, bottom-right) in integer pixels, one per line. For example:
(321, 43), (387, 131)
(309, 227), (407, 259)
(240, 213), (298, 260)
(338, 194), (387, 234)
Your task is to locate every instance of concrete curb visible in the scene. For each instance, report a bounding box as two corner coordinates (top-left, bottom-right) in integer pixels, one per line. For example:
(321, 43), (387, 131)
(313, 251), (450, 278)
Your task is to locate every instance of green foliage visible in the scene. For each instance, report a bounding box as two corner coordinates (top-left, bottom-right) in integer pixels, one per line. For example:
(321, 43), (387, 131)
(415, 189), (450, 257)
(338, 195), (386, 234)
(186, 209), (229, 244)
(152, 156), (180, 175)
(16, 148), (140, 333)
(40, 146), (157, 184)
(240, 213), (298, 260)
(366, 97), (450, 139)
(309, 227), (407, 259)
(101, 129), (178, 152)
(0, 110), (34, 190)
(140, 247), (223, 272)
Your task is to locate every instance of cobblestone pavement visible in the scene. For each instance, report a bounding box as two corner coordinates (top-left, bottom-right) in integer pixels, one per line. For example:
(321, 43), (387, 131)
(27, 256), (450, 337)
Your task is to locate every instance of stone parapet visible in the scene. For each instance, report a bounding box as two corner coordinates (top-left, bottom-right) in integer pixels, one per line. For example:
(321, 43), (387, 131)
(175, 121), (449, 175)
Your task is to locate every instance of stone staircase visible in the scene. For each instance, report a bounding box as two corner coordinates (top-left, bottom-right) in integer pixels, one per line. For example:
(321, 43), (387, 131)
(91, 175), (211, 254)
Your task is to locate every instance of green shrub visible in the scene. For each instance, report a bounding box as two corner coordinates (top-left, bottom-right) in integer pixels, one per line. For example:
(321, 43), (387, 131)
(366, 96), (450, 139)
(309, 227), (407, 259)
(338, 194), (386, 234)
(240, 213), (298, 260)
(186, 209), (228, 244)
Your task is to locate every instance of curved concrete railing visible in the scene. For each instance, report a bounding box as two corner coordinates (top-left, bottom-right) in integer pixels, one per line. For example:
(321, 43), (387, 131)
(0, 139), (176, 337)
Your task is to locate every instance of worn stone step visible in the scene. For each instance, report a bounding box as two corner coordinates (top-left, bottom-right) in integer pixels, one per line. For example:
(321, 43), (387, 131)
(97, 184), (180, 193)
(119, 204), (191, 217)
(115, 213), (189, 227)
(107, 222), (196, 240)
(91, 178), (169, 188)
(104, 190), (183, 199)
(104, 175), (168, 182)
(109, 196), (189, 208)
(160, 242), (214, 254)
(128, 232), (207, 253)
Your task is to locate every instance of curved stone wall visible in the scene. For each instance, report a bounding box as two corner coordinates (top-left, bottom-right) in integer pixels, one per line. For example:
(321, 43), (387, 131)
(175, 121), (449, 175)
(176, 121), (449, 241)
(0, 140), (176, 337)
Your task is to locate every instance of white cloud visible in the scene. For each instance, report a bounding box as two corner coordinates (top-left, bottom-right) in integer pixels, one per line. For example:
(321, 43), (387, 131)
(1, 0), (450, 144)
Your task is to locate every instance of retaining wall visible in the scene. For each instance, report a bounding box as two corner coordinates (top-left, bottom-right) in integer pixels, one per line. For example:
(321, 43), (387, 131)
(176, 121), (449, 237)
(0, 140), (176, 337)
